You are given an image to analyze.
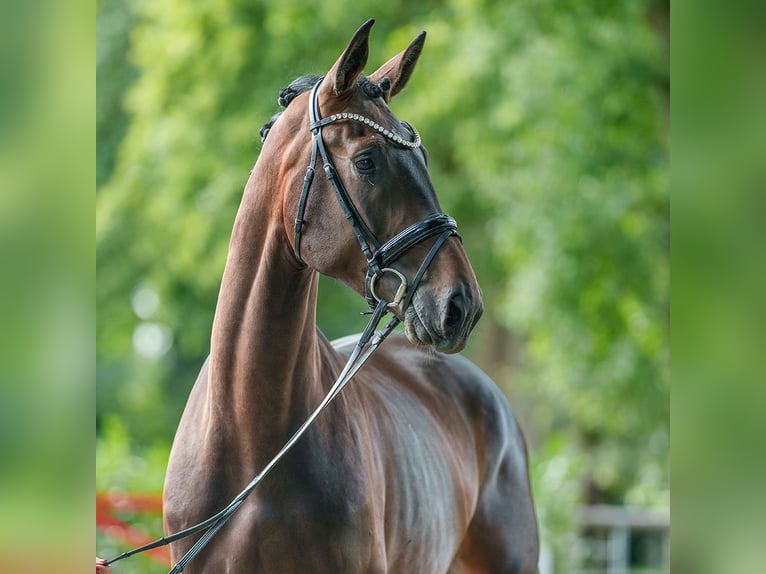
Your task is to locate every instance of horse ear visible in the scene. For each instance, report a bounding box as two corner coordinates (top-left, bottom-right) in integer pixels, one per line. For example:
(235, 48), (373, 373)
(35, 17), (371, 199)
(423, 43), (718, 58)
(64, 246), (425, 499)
(325, 19), (375, 97)
(369, 31), (426, 102)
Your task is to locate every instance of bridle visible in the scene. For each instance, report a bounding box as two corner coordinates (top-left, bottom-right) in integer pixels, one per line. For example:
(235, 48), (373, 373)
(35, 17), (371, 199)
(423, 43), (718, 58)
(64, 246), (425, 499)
(295, 77), (460, 313)
(104, 77), (460, 573)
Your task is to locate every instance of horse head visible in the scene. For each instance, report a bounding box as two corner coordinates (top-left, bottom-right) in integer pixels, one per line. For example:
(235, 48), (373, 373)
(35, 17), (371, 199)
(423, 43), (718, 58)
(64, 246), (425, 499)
(262, 19), (483, 353)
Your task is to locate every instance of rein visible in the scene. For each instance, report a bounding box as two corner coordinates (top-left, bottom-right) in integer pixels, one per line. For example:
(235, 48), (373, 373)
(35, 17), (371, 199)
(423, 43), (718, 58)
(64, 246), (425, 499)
(104, 77), (459, 573)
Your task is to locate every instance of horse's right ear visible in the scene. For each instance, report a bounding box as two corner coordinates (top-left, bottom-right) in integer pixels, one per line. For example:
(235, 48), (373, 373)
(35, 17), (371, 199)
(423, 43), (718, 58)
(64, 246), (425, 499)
(324, 19), (375, 97)
(368, 31), (426, 102)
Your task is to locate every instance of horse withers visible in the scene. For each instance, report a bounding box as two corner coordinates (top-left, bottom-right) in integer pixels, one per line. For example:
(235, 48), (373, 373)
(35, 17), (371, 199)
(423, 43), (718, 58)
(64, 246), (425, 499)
(163, 19), (539, 573)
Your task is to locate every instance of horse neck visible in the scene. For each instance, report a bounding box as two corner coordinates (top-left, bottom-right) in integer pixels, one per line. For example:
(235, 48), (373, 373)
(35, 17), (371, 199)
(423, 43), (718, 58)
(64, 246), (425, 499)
(207, 172), (327, 461)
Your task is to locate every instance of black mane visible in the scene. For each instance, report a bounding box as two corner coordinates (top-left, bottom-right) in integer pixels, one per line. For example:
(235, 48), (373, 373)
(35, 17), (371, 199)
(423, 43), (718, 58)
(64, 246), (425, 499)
(259, 74), (392, 143)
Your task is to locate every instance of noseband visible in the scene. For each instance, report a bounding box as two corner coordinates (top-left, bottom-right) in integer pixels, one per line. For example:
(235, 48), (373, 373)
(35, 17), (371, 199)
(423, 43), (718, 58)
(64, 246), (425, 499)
(294, 77), (459, 312)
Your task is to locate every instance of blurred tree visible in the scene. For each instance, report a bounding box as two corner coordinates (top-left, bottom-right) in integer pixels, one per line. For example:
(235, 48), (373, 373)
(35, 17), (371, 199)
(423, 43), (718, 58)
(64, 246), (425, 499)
(97, 0), (137, 188)
(97, 1), (668, 571)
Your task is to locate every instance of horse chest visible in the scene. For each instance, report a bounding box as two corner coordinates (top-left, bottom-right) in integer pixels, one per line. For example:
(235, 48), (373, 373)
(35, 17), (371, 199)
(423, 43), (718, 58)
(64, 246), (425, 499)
(229, 467), (383, 572)
(188, 429), (457, 572)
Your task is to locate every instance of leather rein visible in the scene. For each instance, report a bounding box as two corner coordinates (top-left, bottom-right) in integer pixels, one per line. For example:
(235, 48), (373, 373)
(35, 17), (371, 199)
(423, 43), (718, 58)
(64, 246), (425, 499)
(104, 77), (459, 573)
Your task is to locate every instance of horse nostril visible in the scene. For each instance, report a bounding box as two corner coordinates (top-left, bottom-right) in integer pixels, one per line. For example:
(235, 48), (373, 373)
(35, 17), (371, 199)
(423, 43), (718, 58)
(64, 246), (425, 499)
(445, 294), (464, 330)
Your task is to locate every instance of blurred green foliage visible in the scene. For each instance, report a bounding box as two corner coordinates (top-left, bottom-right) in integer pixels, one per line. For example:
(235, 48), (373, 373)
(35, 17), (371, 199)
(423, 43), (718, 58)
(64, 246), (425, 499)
(97, 0), (668, 570)
(0, 0), (93, 570)
(672, 2), (766, 572)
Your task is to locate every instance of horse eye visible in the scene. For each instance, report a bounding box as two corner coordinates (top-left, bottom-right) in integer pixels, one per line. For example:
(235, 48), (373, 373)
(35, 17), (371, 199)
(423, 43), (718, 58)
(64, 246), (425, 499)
(354, 157), (375, 173)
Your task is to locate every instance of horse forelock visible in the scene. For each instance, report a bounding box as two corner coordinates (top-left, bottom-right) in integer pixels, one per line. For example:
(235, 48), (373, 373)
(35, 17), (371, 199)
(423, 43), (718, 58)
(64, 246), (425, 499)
(259, 74), (391, 143)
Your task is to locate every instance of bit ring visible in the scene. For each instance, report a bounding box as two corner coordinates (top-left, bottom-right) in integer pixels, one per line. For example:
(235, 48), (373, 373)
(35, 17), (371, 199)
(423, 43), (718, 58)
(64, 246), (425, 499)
(369, 268), (408, 309)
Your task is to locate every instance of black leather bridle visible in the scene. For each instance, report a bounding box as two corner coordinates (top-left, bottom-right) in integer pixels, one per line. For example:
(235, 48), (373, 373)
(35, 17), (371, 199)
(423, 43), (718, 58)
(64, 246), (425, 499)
(103, 77), (463, 574)
(295, 77), (460, 313)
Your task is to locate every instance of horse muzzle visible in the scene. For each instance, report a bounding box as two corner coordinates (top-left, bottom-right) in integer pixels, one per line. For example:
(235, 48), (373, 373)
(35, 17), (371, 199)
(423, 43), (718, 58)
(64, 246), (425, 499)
(405, 282), (483, 354)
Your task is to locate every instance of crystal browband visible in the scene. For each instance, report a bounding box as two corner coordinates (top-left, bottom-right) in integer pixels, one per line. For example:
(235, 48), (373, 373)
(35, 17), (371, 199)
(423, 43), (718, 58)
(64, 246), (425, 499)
(316, 112), (421, 149)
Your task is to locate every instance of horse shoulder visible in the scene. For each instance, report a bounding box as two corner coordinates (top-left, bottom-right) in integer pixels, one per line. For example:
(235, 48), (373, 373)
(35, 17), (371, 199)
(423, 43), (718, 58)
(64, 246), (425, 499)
(438, 355), (540, 572)
(359, 336), (539, 572)
(442, 353), (529, 478)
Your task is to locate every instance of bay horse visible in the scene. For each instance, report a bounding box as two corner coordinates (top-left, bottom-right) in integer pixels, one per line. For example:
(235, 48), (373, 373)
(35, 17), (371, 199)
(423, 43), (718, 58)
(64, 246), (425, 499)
(163, 19), (538, 573)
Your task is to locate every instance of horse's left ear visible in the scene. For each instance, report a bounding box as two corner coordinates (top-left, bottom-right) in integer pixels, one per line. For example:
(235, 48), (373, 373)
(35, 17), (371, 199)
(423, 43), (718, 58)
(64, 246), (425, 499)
(369, 31), (426, 102)
(325, 19), (375, 97)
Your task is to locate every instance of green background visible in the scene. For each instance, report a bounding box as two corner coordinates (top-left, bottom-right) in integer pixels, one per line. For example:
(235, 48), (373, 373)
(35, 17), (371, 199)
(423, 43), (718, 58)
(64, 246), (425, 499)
(96, 1), (668, 571)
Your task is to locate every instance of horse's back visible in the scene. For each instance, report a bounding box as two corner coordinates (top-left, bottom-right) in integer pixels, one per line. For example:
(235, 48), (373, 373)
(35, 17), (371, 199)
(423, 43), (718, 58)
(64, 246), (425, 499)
(332, 332), (528, 468)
